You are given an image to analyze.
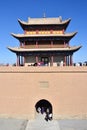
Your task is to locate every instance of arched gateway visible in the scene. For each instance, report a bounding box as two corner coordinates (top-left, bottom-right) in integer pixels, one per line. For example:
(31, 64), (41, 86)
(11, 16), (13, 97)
(35, 99), (53, 121)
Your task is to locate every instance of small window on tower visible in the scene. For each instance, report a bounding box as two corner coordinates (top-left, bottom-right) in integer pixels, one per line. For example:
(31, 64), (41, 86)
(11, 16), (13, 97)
(39, 81), (49, 88)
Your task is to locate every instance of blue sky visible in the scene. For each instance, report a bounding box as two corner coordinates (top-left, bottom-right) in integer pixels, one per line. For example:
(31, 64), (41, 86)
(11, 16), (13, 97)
(0, 0), (87, 64)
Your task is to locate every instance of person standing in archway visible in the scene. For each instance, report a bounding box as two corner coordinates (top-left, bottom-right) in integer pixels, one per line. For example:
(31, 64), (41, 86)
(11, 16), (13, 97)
(45, 108), (50, 121)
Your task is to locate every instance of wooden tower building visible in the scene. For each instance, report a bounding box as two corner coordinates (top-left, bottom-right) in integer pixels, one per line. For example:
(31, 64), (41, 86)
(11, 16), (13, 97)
(8, 16), (81, 66)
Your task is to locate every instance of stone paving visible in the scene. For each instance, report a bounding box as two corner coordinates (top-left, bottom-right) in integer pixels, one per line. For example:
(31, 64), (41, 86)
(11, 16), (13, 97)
(0, 116), (87, 130)
(59, 119), (87, 130)
(0, 118), (27, 130)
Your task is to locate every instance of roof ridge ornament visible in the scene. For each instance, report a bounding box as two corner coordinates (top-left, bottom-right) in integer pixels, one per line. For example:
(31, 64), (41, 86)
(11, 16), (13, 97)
(59, 16), (62, 22)
(43, 12), (46, 18)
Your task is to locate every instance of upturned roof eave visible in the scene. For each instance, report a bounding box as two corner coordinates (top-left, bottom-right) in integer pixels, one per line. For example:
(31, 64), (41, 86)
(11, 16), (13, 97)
(7, 46), (82, 54)
(11, 32), (77, 42)
(11, 32), (77, 39)
(18, 18), (71, 28)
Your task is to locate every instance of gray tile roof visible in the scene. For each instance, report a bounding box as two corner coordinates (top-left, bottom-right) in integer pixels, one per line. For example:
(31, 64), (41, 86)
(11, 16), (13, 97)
(18, 16), (71, 25)
(11, 32), (77, 38)
(8, 46), (82, 53)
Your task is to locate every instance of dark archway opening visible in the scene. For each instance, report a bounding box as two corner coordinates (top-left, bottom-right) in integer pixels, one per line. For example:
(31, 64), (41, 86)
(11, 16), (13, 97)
(35, 99), (53, 121)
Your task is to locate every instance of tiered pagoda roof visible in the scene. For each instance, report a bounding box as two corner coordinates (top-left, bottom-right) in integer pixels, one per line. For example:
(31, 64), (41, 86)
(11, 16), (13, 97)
(18, 16), (71, 30)
(8, 46), (81, 53)
(11, 16), (76, 42)
(8, 16), (81, 56)
(11, 32), (77, 42)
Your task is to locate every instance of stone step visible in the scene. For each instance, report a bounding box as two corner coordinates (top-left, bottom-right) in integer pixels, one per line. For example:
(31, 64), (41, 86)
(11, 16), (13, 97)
(25, 113), (60, 130)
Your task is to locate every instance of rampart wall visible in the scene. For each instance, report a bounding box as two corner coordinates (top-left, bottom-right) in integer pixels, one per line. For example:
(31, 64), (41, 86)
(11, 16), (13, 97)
(0, 66), (87, 119)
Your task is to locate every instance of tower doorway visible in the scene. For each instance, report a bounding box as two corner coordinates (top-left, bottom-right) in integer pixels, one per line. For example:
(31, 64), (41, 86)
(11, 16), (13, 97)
(35, 99), (53, 121)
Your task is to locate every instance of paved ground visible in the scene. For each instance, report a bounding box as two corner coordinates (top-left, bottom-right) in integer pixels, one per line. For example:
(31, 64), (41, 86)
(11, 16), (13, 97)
(0, 116), (87, 130)
(0, 118), (27, 130)
(59, 119), (87, 130)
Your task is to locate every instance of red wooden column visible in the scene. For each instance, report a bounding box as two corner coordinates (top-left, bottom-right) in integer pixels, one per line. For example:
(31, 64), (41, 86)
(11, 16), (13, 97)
(68, 55), (72, 66)
(64, 41), (66, 47)
(36, 56), (38, 63)
(68, 55), (70, 66)
(20, 42), (22, 47)
(64, 55), (67, 66)
(67, 55), (70, 66)
(23, 42), (25, 47)
(20, 56), (24, 66)
(51, 40), (53, 66)
(16, 54), (20, 66)
(51, 55), (53, 66)
(23, 56), (25, 66)
(70, 54), (73, 66)
(51, 40), (53, 48)
(36, 41), (38, 48)
(35, 41), (39, 64)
